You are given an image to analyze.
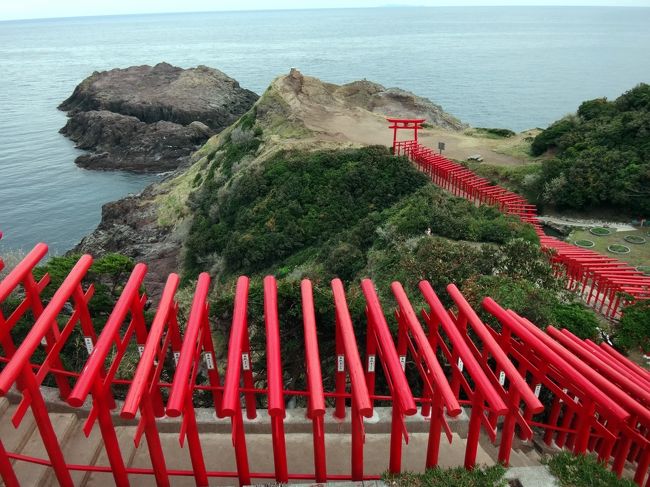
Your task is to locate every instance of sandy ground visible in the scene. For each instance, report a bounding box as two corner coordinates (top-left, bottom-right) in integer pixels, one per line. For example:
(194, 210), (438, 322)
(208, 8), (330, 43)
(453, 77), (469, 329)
(273, 71), (539, 167)
(300, 109), (538, 166)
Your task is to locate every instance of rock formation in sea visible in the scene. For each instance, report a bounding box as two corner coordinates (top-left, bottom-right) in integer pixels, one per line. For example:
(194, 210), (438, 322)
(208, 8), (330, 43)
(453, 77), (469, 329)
(59, 62), (259, 172)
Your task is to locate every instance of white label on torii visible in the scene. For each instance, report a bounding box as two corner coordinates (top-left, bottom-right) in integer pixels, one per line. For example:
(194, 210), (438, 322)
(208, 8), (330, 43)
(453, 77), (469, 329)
(560, 387), (568, 402)
(337, 355), (345, 372)
(83, 337), (94, 355)
(40, 337), (48, 346)
(241, 353), (251, 371)
(498, 371), (506, 386)
(534, 384), (542, 398)
(574, 395), (580, 403)
(173, 351), (180, 366)
(457, 358), (464, 372)
(399, 355), (406, 371)
(204, 352), (215, 370)
(137, 345), (145, 357)
(367, 355), (376, 373)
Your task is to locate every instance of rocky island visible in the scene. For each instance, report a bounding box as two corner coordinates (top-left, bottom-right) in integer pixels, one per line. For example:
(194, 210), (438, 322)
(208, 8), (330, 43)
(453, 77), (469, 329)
(59, 62), (259, 172)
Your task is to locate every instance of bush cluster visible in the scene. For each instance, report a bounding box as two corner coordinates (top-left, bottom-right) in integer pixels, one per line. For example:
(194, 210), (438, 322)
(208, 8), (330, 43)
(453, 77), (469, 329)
(184, 145), (568, 397)
(615, 299), (650, 353)
(531, 83), (650, 214)
(545, 452), (637, 487)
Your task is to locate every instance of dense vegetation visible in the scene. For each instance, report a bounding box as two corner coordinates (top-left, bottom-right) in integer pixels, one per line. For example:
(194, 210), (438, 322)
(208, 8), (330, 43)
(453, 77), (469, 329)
(614, 299), (650, 353)
(183, 143), (601, 394)
(545, 452), (637, 487)
(185, 146), (538, 277)
(531, 83), (650, 214)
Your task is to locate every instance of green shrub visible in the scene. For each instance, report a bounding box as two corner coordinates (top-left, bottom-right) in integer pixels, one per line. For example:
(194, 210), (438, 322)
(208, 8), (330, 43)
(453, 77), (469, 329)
(185, 146), (429, 277)
(546, 452), (636, 487)
(4, 253), (137, 376)
(475, 127), (516, 138)
(324, 242), (365, 282)
(615, 300), (650, 353)
(531, 117), (577, 156)
(551, 303), (600, 339)
(460, 273), (600, 338)
(33, 253), (134, 315)
(383, 186), (537, 245)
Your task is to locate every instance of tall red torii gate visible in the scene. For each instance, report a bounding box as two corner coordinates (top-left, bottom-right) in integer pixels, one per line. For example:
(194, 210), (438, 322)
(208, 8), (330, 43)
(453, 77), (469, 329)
(387, 118), (425, 149)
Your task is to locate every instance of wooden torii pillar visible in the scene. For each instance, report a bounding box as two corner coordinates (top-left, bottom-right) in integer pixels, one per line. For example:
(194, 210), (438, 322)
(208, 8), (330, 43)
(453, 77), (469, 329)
(387, 118), (425, 151)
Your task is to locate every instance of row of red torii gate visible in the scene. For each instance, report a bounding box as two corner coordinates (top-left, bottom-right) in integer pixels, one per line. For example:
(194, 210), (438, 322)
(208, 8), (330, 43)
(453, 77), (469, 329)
(0, 121), (646, 486)
(388, 118), (650, 318)
(0, 243), (648, 486)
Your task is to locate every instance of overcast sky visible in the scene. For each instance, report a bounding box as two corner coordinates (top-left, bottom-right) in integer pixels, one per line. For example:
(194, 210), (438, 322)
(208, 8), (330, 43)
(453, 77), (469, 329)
(1, 0), (649, 21)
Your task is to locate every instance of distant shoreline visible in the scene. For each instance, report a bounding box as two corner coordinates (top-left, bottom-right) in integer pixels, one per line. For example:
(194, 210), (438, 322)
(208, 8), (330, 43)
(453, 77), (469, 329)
(3, 4), (650, 24)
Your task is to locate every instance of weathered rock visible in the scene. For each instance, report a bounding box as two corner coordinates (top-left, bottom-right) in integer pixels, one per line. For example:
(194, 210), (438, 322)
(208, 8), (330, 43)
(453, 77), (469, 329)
(60, 110), (211, 172)
(73, 181), (183, 298)
(335, 79), (467, 131)
(59, 62), (258, 128)
(59, 63), (258, 172)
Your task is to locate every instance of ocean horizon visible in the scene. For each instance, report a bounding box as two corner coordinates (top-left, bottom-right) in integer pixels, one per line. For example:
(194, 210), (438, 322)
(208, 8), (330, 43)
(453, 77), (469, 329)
(1, 6), (649, 253)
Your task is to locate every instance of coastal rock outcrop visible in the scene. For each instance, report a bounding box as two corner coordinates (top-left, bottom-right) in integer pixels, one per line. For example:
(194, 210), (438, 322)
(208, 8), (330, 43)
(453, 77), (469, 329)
(336, 79), (467, 131)
(59, 63), (258, 172)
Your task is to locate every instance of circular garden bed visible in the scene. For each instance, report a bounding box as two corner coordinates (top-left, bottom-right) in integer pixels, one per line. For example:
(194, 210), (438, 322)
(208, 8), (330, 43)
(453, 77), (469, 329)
(638, 266), (650, 276)
(575, 239), (595, 248)
(607, 244), (630, 254)
(590, 227), (611, 236)
(625, 235), (647, 244)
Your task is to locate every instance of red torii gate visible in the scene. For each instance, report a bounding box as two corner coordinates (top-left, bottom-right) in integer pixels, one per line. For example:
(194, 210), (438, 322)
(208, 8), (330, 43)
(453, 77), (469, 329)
(0, 236), (649, 487)
(0, 243), (540, 486)
(387, 118), (425, 149)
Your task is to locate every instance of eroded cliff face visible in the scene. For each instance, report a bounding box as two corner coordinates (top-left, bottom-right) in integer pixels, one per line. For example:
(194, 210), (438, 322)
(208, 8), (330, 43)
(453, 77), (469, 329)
(74, 68), (465, 297)
(59, 63), (258, 172)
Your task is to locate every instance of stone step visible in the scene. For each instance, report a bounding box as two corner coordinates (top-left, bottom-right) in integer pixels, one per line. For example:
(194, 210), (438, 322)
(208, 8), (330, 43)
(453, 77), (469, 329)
(85, 428), (495, 485)
(505, 465), (559, 486)
(0, 399), (37, 456)
(80, 425), (139, 487)
(477, 435), (541, 468)
(41, 414), (104, 487)
(13, 412), (77, 487)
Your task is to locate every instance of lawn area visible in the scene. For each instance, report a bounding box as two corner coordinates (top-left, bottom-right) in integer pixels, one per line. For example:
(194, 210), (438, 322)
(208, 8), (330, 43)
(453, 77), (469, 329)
(568, 228), (650, 270)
